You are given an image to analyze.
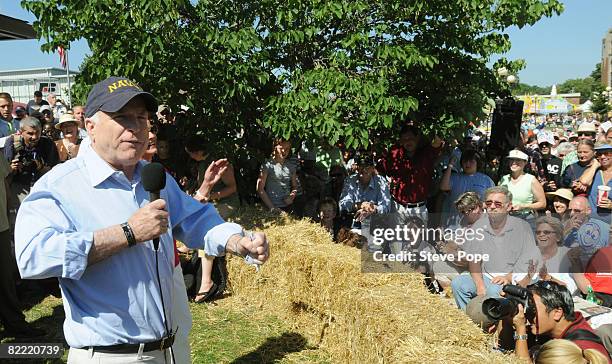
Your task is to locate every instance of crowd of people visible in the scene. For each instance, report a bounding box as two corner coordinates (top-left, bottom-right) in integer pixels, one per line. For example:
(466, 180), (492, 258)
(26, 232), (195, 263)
(1, 82), (612, 363)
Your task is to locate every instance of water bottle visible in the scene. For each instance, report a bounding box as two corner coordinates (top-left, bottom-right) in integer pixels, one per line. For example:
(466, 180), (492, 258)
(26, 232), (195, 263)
(586, 286), (603, 305)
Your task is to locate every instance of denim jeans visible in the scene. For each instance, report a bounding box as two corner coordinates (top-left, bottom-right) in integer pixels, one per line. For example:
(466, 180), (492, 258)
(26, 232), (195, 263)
(451, 274), (504, 310)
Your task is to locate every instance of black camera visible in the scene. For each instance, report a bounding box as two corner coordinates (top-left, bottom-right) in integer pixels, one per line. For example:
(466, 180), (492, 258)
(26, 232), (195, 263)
(483, 285), (536, 321)
(16, 149), (39, 173)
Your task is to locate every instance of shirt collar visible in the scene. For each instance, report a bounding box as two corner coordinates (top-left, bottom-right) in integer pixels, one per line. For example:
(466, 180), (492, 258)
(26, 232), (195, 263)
(80, 141), (144, 187)
(478, 214), (516, 235)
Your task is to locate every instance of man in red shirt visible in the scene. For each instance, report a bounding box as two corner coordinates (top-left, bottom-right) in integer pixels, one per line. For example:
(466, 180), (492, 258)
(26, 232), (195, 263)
(512, 280), (610, 362)
(377, 124), (443, 224)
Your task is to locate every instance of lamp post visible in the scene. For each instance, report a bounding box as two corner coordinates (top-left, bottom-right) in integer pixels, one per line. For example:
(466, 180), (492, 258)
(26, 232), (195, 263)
(603, 86), (612, 120)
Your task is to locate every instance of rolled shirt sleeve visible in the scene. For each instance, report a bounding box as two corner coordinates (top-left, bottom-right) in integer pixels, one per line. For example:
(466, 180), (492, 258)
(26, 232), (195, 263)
(15, 184), (95, 280)
(164, 173), (242, 255)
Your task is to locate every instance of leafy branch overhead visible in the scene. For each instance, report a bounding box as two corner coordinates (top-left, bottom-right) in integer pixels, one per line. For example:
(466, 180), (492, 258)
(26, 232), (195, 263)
(23, 0), (563, 150)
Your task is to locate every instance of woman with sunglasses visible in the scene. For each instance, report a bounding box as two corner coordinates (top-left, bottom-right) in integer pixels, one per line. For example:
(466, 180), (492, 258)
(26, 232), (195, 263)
(577, 144), (612, 223)
(516, 217), (577, 294)
(498, 149), (546, 225)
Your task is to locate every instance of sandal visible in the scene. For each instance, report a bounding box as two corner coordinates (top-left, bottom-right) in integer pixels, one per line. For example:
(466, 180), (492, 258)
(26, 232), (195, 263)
(194, 282), (218, 303)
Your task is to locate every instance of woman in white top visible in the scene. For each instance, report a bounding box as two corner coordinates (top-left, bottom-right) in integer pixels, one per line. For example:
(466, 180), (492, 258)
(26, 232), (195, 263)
(498, 149), (546, 221)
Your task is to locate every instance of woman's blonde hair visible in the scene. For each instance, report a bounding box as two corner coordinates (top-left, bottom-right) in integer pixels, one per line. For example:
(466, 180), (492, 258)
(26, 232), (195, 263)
(536, 339), (609, 364)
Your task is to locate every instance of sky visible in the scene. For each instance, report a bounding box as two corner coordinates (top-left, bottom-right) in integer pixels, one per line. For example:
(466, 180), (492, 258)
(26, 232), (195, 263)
(0, 0), (611, 87)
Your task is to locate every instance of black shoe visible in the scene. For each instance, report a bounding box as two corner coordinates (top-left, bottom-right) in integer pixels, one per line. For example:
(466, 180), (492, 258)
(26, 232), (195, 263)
(4, 324), (46, 338)
(194, 282), (218, 304)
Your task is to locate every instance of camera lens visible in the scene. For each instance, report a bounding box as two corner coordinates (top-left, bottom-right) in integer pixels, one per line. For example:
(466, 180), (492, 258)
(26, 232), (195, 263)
(482, 297), (517, 320)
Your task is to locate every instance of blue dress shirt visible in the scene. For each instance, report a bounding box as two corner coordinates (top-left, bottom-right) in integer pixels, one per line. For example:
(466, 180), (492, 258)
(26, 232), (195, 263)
(15, 143), (242, 348)
(339, 174), (392, 214)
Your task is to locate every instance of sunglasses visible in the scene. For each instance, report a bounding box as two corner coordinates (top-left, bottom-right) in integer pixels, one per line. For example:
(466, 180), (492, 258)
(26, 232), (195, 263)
(530, 280), (556, 292)
(535, 230), (555, 236)
(596, 151), (612, 157)
(508, 158), (524, 164)
(578, 132), (594, 137)
(484, 200), (504, 208)
(459, 206), (479, 215)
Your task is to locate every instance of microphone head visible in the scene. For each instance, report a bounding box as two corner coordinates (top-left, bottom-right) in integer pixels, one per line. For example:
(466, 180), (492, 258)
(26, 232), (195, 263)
(142, 162), (166, 192)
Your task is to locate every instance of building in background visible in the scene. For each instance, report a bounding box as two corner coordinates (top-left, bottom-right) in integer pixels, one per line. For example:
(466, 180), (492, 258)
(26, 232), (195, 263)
(0, 68), (78, 107)
(603, 28), (612, 88)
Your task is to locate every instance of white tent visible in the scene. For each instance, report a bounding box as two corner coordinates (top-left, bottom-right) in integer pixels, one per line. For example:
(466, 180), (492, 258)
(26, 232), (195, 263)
(578, 100), (593, 112)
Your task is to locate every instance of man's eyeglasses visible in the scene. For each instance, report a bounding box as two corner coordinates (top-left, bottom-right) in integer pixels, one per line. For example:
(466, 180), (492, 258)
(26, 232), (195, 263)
(535, 230), (555, 236)
(577, 132), (594, 137)
(484, 200), (504, 208)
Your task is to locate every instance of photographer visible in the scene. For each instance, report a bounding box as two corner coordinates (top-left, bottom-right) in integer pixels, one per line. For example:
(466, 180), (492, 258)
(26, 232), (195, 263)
(4, 116), (59, 214)
(509, 281), (610, 363)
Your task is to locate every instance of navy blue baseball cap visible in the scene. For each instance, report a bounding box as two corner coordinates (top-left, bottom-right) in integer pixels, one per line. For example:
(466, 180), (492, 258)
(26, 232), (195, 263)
(84, 76), (158, 118)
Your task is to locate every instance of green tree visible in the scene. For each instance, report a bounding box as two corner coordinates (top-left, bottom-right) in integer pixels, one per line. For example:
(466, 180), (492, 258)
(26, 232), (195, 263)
(591, 87), (611, 117)
(591, 62), (602, 83)
(557, 77), (599, 103)
(512, 83), (550, 96)
(22, 0), (563, 150)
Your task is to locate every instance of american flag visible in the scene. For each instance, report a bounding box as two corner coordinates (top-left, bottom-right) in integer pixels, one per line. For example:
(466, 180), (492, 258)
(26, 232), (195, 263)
(58, 47), (67, 69)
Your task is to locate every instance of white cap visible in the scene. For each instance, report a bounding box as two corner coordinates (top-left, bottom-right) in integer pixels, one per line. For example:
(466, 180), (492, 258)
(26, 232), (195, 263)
(39, 105), (52, 113)
(507, 149), (528, 161)
(601, 121), (612, 134)
(537, 131), (555, 145)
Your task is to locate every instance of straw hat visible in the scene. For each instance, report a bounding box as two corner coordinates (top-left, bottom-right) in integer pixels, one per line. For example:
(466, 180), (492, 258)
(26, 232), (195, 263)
(55, 113), (78, 130)
(545, 188), (573, 202)
(577, 122), (597, 134)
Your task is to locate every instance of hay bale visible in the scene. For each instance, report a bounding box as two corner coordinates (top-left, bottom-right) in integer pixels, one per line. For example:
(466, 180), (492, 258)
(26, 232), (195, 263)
(224, 209), (517, 363)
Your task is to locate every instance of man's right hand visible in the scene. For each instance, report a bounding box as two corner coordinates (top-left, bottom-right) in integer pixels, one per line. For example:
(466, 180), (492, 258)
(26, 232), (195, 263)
(127, 199), (169, 243)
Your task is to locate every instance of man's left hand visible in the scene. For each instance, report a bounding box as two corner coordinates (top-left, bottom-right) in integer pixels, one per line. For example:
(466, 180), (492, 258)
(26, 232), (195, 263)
(512, 303), (527, 332)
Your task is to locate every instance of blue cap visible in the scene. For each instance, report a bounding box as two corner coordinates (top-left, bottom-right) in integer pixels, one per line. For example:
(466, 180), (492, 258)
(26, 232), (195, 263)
(85, 76), (157, 118)
(595, 144), (612, 152)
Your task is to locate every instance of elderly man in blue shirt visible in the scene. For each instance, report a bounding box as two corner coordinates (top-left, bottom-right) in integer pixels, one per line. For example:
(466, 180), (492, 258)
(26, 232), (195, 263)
(14, 76), (269, 364)
(339, 152), (392, 218)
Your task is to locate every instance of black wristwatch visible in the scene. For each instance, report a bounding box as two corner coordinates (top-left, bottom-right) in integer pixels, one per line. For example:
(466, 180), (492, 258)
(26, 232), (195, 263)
(121, 222), (137, 247)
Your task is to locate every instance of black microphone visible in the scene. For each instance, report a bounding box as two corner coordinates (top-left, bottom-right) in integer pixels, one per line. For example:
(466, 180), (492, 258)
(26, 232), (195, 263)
(142, 162), (167, 250)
